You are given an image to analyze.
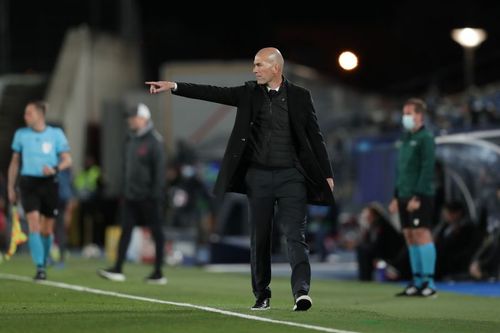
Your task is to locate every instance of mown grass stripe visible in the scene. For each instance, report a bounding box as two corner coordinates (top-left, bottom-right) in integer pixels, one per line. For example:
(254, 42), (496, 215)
(0, 273), (360, 333)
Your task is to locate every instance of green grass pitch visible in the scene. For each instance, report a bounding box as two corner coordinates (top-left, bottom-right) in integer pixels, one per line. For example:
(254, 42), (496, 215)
(1, 255), (499, 333)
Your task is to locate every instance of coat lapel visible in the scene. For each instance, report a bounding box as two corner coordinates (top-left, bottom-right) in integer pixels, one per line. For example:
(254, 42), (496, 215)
(286, 83), (304, 133)
(251, 85), (265, 122)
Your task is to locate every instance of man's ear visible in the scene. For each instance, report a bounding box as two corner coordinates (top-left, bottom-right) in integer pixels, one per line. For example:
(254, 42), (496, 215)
(417, 112), (424, 123)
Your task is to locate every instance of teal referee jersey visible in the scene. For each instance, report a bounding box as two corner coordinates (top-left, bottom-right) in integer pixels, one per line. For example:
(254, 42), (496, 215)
(11, 126), (70, 177)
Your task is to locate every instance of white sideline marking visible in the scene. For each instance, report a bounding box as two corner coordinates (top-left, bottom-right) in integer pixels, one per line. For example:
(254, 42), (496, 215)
(0, 273), (360, 333)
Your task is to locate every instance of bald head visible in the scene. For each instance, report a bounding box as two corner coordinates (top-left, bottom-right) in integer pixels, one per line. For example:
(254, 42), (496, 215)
(253, 47), (284, 88)
(256, 47), (284, 70)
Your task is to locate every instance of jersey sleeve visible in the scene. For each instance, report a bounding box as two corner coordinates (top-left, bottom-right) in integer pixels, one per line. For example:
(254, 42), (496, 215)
(11, 130), (22, 152)
(55, 128), (71, 153)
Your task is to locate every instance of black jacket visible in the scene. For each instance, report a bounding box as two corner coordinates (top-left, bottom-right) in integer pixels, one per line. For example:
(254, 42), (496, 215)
(173, 80), (334, 205)
(124, 124), (166, 200)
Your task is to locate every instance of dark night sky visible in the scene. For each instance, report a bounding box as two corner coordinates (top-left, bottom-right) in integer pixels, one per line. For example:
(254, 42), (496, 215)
(5, 0), (500, 96)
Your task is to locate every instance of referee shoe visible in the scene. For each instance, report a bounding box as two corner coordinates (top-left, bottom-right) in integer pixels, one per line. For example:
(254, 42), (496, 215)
(395, 283), (420, 297)
(34, 268), (47, 281)
(419, 282), (437, 297)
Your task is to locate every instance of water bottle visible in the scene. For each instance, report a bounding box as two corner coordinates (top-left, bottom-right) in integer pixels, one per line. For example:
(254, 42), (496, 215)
(375, 260), (387, 282)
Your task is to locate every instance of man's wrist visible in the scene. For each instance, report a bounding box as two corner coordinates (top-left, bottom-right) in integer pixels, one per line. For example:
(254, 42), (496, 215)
(172, 82), (178, 91)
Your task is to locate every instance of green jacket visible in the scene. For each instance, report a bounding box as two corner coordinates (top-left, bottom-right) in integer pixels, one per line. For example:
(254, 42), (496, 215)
(395, 126), (435, 198)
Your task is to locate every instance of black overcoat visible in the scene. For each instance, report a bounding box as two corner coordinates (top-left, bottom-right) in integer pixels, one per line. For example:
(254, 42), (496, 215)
(173, 80), (334, 205)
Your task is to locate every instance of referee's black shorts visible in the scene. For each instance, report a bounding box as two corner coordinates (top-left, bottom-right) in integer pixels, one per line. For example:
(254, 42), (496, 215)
(19, 176), (59, 218)
(397, 195), (434, 229)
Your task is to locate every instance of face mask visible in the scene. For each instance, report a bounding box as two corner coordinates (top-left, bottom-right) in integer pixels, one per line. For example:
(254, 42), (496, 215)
(181, 165), (196, 178)
(402, 115), (415, 131)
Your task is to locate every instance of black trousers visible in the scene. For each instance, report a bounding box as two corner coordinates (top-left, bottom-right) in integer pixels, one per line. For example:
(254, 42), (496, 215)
(246, 166), (310, 299)
(115, 199), (165, 273)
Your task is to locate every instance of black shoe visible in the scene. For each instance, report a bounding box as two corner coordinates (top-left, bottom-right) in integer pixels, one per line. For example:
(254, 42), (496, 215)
(419, 282), (437, 297)
(395, 283), (420, 296)
(34, 269), (47, 281)
(251, 298), (270, 310)
(97, 267), (125, 282)
(293, 295), (312, 311)
(145, 271), (167, 285)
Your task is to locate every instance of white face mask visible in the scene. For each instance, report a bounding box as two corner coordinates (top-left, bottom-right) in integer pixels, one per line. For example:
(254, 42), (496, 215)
(181, 165), (196, 178)
(402, 114), (415, 131)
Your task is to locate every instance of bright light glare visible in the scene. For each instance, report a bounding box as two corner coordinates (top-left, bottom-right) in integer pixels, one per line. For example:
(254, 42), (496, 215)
(451, 28), (487, 48)
(338, 51), (358, 71)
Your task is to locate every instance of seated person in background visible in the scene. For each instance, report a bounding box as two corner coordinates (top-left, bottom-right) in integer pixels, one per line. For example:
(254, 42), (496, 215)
(470, 184), (500, 281)
(356, 202), (407, 281)
(469, 227), (500, 281)
(307, 204), (338, 262)
(433, 201), (480, 280)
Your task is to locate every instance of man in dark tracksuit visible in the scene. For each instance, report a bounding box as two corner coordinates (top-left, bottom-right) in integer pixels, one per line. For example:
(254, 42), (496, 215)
(389, 98), (437, 297)
(147, 47), (335, 311)
(98, 103), (167, 284)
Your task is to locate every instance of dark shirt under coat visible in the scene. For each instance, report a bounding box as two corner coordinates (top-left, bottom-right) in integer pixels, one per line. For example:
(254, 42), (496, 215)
(247, 84), (296, 168)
